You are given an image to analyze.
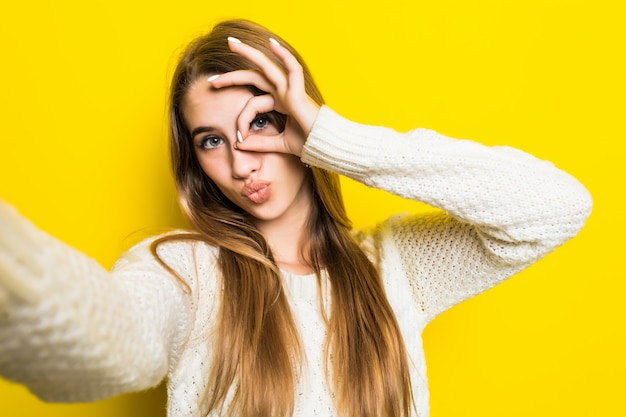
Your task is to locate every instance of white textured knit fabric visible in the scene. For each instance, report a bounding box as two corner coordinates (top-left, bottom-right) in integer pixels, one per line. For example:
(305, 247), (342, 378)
(0, 106), (592, 417)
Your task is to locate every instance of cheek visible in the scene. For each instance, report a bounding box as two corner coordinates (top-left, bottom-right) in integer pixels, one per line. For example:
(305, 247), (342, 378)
(282, 156), (309, 185)
(196, 155), (227, 184)
(198, 161), (236, 201)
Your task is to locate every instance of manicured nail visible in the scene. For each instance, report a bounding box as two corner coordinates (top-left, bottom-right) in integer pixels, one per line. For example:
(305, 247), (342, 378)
(228, 36), (242, 44)
(269, 38), (280, 46)
(207, 74), (219, 82)
(236, 130), (244, 143)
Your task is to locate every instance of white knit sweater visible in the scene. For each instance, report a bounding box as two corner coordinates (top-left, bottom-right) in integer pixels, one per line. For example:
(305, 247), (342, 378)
(0, 106), (592, 417)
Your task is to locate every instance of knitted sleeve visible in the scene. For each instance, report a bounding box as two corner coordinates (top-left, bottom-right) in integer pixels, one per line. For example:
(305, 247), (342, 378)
(0, 201), (192, 402)
(301, 106), (592, 322)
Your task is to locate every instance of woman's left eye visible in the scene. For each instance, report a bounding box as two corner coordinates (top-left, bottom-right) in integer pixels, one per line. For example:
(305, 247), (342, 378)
(250, 114), (269, 131)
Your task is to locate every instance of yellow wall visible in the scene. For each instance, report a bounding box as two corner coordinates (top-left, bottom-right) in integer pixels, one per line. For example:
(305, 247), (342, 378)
(0, 1), (623, 416)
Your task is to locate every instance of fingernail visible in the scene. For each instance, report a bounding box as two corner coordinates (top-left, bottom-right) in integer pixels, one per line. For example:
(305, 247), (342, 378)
(269, 38), (280, 46)
(236, 130), (244, 143)
(207, 74), (219, 82)
(228, 36), (242, 44)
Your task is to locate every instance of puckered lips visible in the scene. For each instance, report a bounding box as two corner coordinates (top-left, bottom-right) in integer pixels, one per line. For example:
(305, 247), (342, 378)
(241, 181), (271, 204)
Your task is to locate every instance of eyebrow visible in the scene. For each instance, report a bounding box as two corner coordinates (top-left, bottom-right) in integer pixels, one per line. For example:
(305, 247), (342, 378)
(190, 126), (217, 139)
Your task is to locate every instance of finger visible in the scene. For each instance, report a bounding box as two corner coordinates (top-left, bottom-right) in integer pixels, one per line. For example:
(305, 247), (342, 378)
(209, 69), (274, 94)
(268, 38), (305, 90)
(268, 39), (320, 135)
(227, 38), (288, 92)
(237, 117), (307, 156)
(236, 94), (277, 140)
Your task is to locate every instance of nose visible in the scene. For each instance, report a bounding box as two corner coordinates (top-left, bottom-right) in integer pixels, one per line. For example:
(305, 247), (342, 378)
(230, 145), (261, 179)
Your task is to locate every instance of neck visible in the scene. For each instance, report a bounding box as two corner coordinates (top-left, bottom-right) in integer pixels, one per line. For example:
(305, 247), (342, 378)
(254, 208), (314, 276)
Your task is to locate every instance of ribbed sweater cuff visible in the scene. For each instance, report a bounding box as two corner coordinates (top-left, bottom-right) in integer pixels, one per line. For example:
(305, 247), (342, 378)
(301, 106), (391, 179)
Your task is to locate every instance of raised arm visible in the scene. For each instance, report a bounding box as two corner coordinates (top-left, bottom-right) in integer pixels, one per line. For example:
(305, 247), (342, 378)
(0, 201), (191, 402)
(203, 37), (592, 323)
(301, 106), (592, 322)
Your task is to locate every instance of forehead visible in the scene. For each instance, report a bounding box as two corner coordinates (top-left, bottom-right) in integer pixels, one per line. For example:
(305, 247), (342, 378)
(183, 81), (253, 129)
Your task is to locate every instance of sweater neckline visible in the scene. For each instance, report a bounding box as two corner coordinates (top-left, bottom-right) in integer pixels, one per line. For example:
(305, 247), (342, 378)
(280, 269), (323, 301)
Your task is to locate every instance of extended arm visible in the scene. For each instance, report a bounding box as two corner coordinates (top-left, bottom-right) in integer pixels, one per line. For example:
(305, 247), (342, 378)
(0, 201), (191, 402)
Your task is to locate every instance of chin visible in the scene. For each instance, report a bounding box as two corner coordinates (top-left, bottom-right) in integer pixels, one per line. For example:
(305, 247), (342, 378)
(242, 203), (278, 220)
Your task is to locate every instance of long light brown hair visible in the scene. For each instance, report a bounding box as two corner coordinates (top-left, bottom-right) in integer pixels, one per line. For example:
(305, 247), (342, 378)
(155, 19), (413, 417)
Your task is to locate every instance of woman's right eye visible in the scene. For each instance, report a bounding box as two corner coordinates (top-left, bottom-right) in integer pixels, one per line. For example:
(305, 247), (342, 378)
(198, 136), (224, 150)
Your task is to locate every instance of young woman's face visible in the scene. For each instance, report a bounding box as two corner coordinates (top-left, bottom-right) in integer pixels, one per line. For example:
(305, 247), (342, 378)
(183, 80), (312, 226)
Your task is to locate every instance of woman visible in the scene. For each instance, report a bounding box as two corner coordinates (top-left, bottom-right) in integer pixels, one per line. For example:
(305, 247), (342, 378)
(0, 19), (592, 417)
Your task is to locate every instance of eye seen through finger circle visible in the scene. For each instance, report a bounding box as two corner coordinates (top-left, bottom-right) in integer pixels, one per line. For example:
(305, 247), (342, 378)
(250, 114), (269, 131)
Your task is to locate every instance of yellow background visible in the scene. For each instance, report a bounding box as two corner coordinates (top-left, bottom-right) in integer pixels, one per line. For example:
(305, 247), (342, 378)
(0, 0), (623, 416)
